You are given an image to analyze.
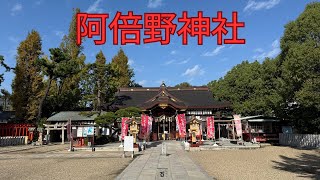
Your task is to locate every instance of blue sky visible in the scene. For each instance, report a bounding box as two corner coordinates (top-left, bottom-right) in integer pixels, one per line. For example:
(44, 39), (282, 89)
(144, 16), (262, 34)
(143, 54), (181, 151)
(0, 0), (317, 92)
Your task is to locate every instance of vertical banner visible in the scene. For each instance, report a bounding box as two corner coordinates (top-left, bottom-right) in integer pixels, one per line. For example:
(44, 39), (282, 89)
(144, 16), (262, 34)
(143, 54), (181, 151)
(176, 114), (186, 138)
(148, 116), (153, 134)
(233, 115), (242, 137)
(140, 114), (149, 138)
(206, 116), (215, 139)
(121, 117), (129, 140)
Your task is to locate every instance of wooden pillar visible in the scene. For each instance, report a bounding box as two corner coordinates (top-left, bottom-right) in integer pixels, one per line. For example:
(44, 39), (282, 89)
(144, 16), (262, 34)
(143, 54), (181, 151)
(47, 127), (50, 143)
(157, 121), (159, 140)
(169, 120), (171, 140)
(232, 121), (235, 140)
(218, 123), (221, 139)
(61, 126), (65, 144)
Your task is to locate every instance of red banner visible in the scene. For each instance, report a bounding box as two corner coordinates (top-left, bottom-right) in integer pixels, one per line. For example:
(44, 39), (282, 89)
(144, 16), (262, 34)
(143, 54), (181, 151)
(121, 117), (129, 140)
(206, 116), (215, 139)
(140, 114), (149, 139)
(176, 114), (186, 138)
(233, 115), (242, 137)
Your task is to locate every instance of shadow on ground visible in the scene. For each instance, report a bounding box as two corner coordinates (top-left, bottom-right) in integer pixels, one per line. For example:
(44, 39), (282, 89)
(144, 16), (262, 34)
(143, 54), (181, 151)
(146, 141), (162, 148)
(272, 152), (320, 179)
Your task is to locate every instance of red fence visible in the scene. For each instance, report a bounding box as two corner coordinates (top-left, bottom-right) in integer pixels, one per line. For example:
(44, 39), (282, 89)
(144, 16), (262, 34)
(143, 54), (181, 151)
(0, 124), (35, 141)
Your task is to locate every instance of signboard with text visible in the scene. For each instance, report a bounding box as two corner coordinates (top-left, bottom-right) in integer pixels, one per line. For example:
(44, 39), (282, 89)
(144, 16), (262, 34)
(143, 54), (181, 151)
(77, 127), (83, 137)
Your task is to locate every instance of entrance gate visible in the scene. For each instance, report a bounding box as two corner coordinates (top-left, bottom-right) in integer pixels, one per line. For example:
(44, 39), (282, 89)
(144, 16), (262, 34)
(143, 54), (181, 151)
(152, 115), (176, 140)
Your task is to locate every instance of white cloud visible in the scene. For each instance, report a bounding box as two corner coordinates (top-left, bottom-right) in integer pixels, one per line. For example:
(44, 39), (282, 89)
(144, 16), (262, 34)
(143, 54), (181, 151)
(87, 0), (104, 13)
(34, 0), (43, 6)
(11, 3), (22, 16)
(244, 0), (280, 12)
(148, 0), (163, 8)
(8, 36), (19, 44)
(164, 60), (175, 65)
(128, 59), (134, 66)
(254, 48), (264, 53)
(53, 30), (65, 39)
(170, 50), (177, 55)
(182, 65), (205, 77)
(202, 46), (225, 57)
(177, 58), (190, 65)
(252, 39), (280, 60)
(138, 80), (147, 86)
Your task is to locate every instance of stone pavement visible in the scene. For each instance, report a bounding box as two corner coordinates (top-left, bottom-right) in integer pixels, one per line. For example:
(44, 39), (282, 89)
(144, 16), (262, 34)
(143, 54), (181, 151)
(116, 141), (212, 180)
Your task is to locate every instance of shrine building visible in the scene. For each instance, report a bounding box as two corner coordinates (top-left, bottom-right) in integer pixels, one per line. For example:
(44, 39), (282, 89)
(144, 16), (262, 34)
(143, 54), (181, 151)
(112, 82), (232, 140)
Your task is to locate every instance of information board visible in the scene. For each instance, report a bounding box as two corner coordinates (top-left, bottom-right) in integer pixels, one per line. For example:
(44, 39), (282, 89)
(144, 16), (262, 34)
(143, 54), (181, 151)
(83, 127), (88, 137)
(124, 136), (133, 152)
(77, 127), (83, 137)
(87, 127), (94, 136)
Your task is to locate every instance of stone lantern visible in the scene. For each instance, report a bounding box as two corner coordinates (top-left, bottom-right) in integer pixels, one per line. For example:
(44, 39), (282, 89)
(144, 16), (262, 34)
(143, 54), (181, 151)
(189, 116), (200, 144)
(129, 118), (139, 144)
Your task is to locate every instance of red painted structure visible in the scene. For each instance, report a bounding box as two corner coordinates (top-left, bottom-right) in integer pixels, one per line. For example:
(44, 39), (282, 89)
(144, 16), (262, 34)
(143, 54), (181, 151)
(0, 124), (35, 141)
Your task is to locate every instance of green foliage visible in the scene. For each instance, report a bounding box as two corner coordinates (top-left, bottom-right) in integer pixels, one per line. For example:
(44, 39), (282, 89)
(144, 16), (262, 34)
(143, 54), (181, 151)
(0, 89), (11, 111)
(110, 48), (134, 88)
(36, 48), (79, 120)
(175, 82), (192, 88)
(95, 112), (116, 126)
(208, 2), (320, 133)
(79, 51), (118, 110)
(129, 82), (143, 87)
(37, 118), (47, 128)
(278, 2), (320, 133)
(42, 8), (86, 117)
(0, 55), (10, 86)
(209, 60), (280, 116)
(115, 107), (141, 118)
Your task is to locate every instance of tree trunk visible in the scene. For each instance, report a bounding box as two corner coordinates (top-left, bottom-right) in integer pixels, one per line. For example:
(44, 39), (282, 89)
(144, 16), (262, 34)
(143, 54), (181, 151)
(3, 97), (7, 111)
(97, 81), (101, 115)
(37, 77), (52, 122)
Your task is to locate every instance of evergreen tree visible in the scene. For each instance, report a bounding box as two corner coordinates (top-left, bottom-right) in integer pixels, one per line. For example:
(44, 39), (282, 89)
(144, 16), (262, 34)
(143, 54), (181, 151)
(110, 48), (134, 88)
(278, 2), (320, 133)
(175, 82), (192, 88)
(36, 48), (79, 121)
(0, 55), (10, 86)
(94, 51), (108, 112)
(80, 51), (116, 111)
(0, 89), (11, 111)
(11, 30), (43, 121)
(47, 8), (86, 112)
(208, 2), (320, 133)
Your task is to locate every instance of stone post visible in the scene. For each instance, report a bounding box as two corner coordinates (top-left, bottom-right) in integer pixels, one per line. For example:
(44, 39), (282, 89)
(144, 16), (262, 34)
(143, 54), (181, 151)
(61, 125), (65, 144)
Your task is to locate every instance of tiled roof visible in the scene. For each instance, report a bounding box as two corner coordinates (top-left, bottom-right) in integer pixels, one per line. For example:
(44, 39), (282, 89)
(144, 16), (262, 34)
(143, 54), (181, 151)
(112, 86), (231, 109)
(47, 111), (99, 122)
(0, 111), (15, 122)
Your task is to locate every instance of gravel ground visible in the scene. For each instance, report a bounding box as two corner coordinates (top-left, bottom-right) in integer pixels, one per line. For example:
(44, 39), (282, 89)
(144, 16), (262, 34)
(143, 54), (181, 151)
(189, 146), (320, 180)
(0, 156), (131, 180)
(0, 145), (132, 180)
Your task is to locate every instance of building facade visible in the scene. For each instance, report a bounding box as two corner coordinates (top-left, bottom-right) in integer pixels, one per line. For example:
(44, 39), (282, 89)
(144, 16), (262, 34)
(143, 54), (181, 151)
(112, 82), (232, 140)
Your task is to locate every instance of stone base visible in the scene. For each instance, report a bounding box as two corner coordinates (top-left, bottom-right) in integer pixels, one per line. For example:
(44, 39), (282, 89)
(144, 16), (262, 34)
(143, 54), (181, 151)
(190, 143), (199, 147)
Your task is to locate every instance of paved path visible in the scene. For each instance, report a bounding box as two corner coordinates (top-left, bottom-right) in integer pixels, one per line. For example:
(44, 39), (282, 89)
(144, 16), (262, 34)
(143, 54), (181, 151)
(116, 141), (212, 180)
